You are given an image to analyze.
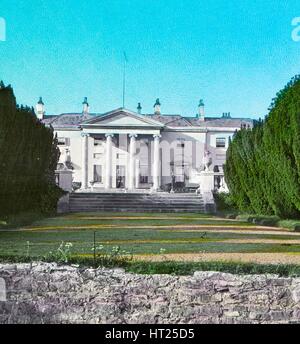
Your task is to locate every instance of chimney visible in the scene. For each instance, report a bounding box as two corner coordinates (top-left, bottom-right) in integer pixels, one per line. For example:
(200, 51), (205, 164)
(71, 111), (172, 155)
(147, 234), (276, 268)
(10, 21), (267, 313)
(197, 99), (205, 121)
(137, 102), (142, 115)
(82, 97), (90, 115)
(36, 97), (45, 120)
(153, 98), (161, 115)
(222, 112), (231, 118)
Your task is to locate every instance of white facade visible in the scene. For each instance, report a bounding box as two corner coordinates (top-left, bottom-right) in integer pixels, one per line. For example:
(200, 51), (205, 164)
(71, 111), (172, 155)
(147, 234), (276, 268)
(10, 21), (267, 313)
(42, 102), (253, 193)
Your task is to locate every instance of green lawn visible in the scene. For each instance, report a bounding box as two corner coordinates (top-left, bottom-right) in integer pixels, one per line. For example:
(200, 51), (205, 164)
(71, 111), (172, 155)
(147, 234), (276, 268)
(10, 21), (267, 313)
(1, 212), (300, 258)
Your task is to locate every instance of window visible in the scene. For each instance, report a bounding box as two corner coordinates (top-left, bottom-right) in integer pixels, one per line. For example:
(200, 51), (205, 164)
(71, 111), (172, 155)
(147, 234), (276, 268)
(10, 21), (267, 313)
(140, 176), (149, 184)
(57, 137), (70, 146)
(93, 165), (102, 183)
(140, 165), (149, 184)
(216, 137), (226, 148)
(116, 153), (125, 159)
(94, 138), (104, 146)
(177, 139), (185, 148)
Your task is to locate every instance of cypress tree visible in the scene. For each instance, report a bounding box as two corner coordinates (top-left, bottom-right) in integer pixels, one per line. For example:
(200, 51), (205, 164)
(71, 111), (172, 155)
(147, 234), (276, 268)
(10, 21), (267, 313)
(225, 75), (300, 218)
(0, 82), (62, 216)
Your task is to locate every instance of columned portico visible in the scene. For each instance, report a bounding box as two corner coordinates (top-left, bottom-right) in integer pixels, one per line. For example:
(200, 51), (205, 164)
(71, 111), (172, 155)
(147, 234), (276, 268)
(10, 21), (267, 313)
(105, 134), (114, 189)
(153, 134), (161, 191)
(81, 133), (89, 189)
(128, 134), (137, 190)
(77, 108), (164, 192)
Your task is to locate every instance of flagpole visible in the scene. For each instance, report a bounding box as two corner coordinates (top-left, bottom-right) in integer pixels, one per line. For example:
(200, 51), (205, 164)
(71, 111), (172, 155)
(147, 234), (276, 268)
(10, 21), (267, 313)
(123, 52), (127, 108)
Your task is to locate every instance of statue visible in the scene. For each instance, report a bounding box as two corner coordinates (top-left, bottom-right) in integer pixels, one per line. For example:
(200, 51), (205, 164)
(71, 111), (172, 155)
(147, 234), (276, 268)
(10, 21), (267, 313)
(202, 150), (212, 172)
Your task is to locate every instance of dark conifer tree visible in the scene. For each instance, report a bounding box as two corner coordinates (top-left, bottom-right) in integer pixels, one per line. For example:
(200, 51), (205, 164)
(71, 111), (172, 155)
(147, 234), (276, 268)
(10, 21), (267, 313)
(225, 75), (300, 218)
(0, 82), (62, 216)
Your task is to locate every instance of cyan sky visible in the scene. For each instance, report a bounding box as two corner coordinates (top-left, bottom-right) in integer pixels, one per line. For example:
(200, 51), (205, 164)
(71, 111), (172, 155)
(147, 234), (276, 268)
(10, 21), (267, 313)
(0, 0), (300, 118)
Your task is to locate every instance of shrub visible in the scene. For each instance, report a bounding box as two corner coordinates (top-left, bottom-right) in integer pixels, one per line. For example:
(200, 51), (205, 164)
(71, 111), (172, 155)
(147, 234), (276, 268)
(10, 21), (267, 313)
(213, 192), (237, 212)
(277, 220), (300, 232)
(236, 214), (280, 226)
(0, 211), (45, 229)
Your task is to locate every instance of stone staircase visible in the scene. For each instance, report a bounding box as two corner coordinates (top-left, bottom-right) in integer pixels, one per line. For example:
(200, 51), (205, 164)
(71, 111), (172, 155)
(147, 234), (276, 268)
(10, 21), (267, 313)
(68, 192), (207, 213)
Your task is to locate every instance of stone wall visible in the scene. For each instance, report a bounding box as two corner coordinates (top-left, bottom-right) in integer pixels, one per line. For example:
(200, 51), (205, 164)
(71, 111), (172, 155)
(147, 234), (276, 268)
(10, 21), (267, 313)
(0, 263), (300, 324)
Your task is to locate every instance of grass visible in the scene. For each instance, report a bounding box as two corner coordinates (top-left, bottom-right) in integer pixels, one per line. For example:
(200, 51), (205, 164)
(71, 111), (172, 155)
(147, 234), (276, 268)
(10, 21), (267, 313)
(2, 226), (300, 257)
(1, 254), (300, 277)
(2, 211), (300, 274)
(125, 260), (300, 277)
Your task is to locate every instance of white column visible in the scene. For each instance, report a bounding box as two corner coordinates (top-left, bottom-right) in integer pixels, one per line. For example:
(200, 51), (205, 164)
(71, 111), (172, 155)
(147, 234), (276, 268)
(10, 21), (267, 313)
(135, 159), (140, 189)
(129, 134), (137, 190)
(81, 133), (89, 190)
(105, 134), (114, 189)
(153, 134), (161, 191)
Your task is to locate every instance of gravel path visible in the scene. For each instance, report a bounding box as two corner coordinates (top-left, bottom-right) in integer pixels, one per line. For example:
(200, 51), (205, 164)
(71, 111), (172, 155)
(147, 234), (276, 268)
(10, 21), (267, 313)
(222, 239), (300, 244)
(135, 252), (300, 264)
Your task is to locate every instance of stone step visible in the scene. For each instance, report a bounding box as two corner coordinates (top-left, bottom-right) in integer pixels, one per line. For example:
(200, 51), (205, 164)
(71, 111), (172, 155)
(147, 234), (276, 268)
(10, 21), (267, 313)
(68, 192), (206, 213)
(69, 208), (205, 212)
(70, 202), (203, 206)
(69, 202), (205, 207)
(70, 198), (203, 202)
(70, 197), (203, 202)
(69, 199), (204, 203)
(69, 205), (205, 210)
(72, 192), (201, 197)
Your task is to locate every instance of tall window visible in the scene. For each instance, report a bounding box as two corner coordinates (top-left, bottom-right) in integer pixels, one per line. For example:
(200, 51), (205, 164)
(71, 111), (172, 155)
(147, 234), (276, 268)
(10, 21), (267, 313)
(93, 165), (102, 183)
(140, 165), (149, 184)
(216, 137), (226, 148)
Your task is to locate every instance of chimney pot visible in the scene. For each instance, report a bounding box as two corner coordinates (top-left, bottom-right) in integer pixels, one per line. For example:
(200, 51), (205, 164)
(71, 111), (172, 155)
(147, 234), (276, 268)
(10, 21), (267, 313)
(153, 98), (161, 114)
(82, 97), (90, 115)
(36, 97), (45, 120)
(137, 102), (142, 114)
(198, 99), (205, 121)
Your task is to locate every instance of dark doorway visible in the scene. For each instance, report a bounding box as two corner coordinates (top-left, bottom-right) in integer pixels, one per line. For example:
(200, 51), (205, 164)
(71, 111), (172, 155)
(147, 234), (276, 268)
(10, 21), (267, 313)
(116, 165), (126, 189)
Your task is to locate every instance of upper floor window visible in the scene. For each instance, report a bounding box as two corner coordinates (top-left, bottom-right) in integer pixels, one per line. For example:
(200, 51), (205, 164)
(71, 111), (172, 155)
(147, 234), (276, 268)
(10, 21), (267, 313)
(216, 137), (226, 148)
(57, 137), (70, 146)
(116, 153), (125, 159)
(177, 139), (185, 148)
(94, 138), (104, 146)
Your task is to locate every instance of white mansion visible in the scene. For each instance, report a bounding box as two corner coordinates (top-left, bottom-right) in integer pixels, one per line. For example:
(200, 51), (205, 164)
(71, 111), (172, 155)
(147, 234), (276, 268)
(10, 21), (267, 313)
(38, 98), (254, 193)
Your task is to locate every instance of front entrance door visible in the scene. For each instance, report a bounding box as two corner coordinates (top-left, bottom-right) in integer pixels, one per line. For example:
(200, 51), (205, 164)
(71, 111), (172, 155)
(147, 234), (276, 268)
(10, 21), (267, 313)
(116, 165), (126, 189)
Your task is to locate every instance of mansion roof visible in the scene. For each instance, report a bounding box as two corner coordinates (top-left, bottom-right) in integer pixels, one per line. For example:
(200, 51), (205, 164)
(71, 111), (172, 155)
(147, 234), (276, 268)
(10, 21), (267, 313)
(42, 108), (254, 130)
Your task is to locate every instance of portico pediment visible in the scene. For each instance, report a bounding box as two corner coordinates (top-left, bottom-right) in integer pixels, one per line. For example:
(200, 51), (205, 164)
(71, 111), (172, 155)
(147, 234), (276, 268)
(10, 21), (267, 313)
(81, 108), (164, 128)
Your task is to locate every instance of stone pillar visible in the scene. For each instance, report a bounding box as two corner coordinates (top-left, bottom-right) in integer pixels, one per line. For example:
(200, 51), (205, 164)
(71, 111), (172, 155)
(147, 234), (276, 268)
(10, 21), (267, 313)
(135, 159), (140, 189)
(81, 133), (89, 190)
(56, 169), (73, 192)
(129, 134), (137, 190)
(153, 134), (161, 191)
(105, 134), (114, 189)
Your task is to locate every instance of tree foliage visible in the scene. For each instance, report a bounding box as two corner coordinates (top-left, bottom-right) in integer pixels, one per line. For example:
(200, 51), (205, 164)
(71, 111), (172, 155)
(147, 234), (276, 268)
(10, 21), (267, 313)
(224, 75), (300, 218)
(0, 82), (62, 216)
